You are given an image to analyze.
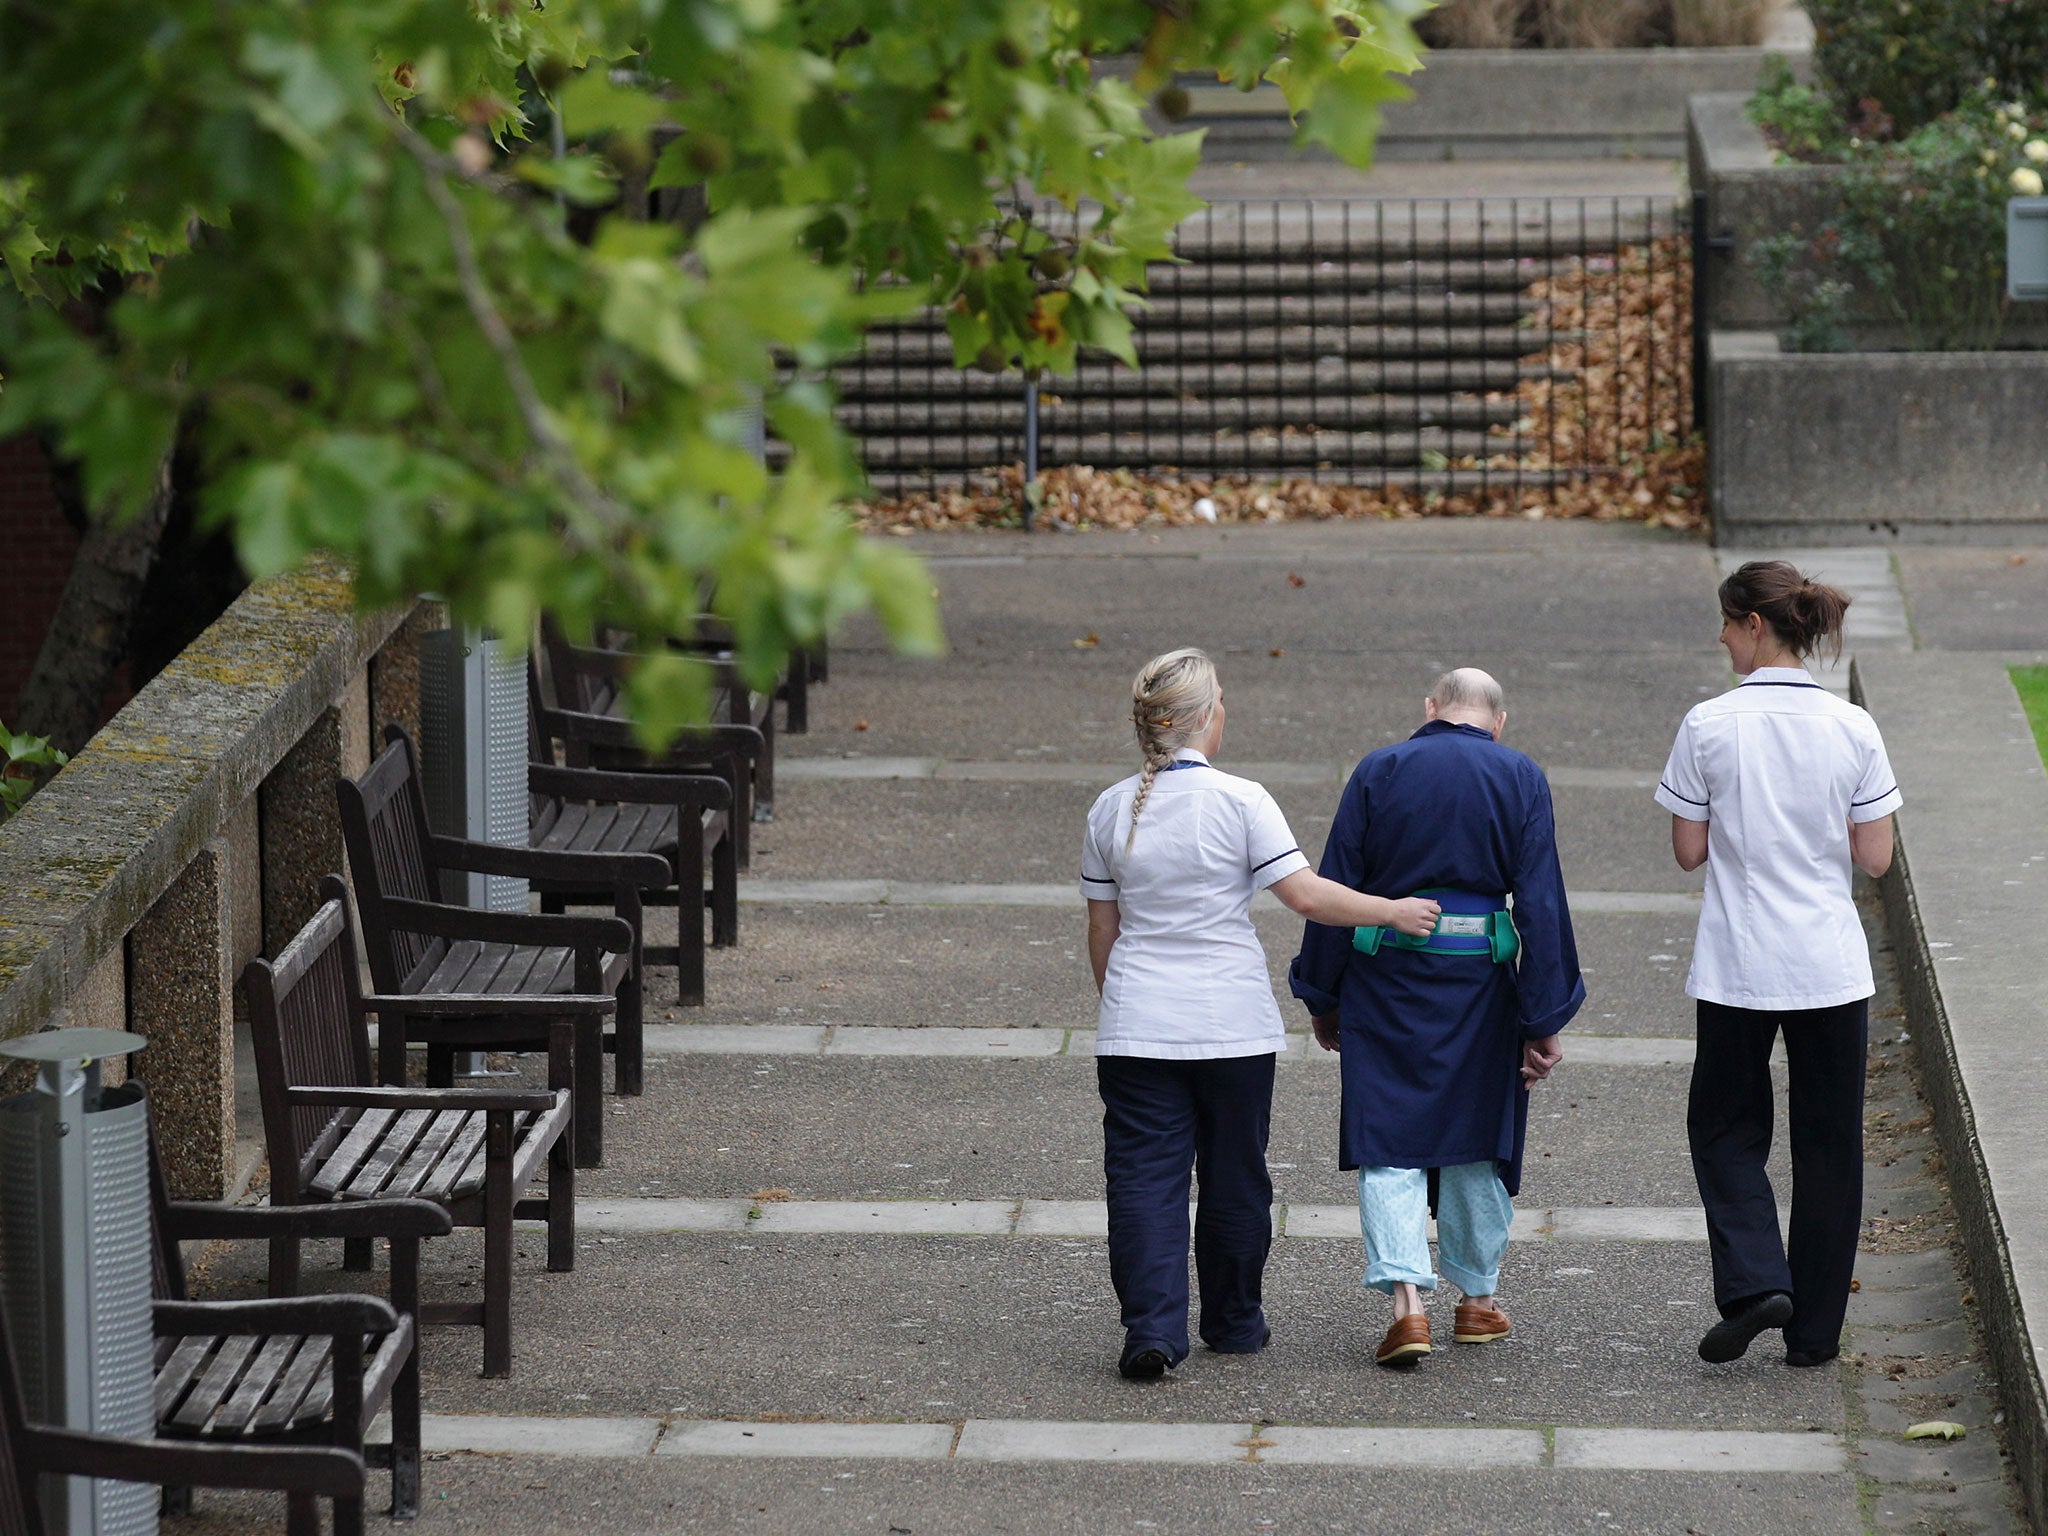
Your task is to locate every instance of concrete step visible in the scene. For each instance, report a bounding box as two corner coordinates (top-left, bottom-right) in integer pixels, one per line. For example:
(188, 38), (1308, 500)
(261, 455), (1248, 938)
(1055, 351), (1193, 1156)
(822, 357), (1564, 400)
(838, 395), (1526, 436)
(856, 326), (1568, 366)
(1144, 257), (1566, 295)
(867, 292), (1538, 335)
(858, 464), (1581, 495)
(809, 427), (1514, 473)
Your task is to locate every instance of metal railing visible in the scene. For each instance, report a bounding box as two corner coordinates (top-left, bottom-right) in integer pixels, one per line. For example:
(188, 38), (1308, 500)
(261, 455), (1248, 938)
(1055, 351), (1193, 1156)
(828, 195), (1693, 505)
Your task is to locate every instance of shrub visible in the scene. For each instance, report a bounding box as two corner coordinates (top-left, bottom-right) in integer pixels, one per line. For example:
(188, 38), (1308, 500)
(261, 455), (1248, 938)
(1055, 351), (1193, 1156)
(1756, 94), (2048, 351)
(1748, 53), (1851, 161)
(1806, 0), (2048, 138)
(1419, 0), (1525, 48)
(1536, 0), (1664, 48)
(1672, 0), (1774, 48)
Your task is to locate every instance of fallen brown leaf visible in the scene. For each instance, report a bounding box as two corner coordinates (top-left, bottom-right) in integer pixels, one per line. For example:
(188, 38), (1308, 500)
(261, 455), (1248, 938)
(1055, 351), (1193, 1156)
(1269, 647), (1285, 658)
(853, 719), (869, 731)
(1285, 572), (1306, 588)
(750, 1188), (793, 1203)
(1073, 632), (1100, 648)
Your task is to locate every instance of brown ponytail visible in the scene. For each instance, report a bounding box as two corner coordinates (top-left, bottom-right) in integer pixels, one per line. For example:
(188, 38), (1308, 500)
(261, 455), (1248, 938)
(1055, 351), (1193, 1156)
(1718, 560), (1851, 662)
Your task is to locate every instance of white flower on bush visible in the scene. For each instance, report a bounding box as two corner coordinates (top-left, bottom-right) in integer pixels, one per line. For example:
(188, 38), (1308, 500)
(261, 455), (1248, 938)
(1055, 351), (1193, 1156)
(2010, 121), (2029, 141)
(2027, 140), (2048, 165)
(2013, 166), (2046, 197)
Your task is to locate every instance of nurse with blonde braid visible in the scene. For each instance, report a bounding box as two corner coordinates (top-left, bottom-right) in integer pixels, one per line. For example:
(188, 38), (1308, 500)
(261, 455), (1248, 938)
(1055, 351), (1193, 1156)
(1080, 647), (1438, 1381)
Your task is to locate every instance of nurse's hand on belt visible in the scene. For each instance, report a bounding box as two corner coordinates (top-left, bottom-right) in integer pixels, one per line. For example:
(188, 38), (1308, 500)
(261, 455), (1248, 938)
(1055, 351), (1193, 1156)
(1520, 1034), (1564, 1085)
(1387, 896), (1442, 937)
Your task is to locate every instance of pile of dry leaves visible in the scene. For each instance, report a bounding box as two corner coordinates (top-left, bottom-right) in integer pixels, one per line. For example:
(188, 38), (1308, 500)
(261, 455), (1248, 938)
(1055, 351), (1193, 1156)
(855, 238), (1704, 536)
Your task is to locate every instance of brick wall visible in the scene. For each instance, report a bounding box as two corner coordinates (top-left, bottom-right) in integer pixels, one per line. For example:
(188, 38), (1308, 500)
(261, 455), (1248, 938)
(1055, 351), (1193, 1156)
(0, 436), (76, 725)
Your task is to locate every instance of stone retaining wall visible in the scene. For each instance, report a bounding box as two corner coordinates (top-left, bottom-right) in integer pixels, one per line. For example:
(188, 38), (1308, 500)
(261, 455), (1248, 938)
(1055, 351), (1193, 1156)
(0, 559), (420, 1196)
(1855, 654), (2048, 1533)
(1709, 340), (2048, 545)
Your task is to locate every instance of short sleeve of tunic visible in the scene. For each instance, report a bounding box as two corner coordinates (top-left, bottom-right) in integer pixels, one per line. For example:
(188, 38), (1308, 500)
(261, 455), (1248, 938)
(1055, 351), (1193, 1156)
(1654, 712), (1711, 822)
(1080, 793), (1121, 900)
(1245, 788), (1310, 890)
(1848, 719), (1903, 823)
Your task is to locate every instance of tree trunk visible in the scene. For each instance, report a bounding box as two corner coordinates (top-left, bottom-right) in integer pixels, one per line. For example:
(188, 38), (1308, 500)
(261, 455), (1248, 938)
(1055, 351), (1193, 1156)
(14, 450), (177, 756)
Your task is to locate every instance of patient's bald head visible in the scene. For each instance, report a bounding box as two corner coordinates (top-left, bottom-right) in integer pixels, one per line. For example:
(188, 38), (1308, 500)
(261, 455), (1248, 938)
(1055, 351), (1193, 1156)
(1425, 667), (1506, 739)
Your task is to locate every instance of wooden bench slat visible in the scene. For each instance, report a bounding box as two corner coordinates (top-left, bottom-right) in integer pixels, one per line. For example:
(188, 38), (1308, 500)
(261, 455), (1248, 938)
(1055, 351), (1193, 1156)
(310, 1107), (399, 1196)
(212, 1333), (303, 1435)
(421, 1110), (497, 1201)
(154, 1334), (216, 1422)
(342, 1108), (436, 1198)
(169, 1335), (258, 1432)
(386, 1109), (475, 1197)
(250, 1335), (332, 1435)
(421, 939), (491, 995)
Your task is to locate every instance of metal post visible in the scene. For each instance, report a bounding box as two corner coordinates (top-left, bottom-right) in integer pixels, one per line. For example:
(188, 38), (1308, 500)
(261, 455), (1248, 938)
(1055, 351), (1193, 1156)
(1022, 370), (1040, 531)
(1689, 190), (1733, 439)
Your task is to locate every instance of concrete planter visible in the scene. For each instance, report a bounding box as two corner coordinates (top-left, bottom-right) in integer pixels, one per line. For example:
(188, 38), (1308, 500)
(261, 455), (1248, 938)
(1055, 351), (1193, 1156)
(1710, 337), (2048, 544)
(1177, 47), (1806, 162)
(1688, 92), (1843, 333)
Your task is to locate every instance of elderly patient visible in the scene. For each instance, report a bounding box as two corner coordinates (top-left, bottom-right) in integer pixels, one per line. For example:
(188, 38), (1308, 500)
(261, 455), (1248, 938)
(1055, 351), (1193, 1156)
(1290, 668), (1585, 1368)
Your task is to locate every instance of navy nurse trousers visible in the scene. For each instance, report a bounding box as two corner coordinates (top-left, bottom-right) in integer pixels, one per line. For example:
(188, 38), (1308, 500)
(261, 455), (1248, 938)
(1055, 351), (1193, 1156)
(1689, 996), (1868, 1358)
(1097, 1052), (1275, 1364)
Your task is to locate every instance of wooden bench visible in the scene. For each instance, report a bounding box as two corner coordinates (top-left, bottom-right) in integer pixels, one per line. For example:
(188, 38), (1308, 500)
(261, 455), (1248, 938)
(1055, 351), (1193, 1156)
(0, 1314), (363, 1536)
(338, 730), (659, 1166)
(540, 622), (775, 847)
(526, 664), (739, 1008)
(247, 879), (580, 1378)
(146, 1113), (450, 1531)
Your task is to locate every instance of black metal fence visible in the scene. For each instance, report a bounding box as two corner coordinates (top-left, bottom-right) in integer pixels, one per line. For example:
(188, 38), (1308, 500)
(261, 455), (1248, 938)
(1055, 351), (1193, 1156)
(829, 195), (1692, 503)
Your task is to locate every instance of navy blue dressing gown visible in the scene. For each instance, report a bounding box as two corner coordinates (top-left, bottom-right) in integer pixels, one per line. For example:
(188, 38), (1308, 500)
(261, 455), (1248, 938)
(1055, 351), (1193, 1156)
(1288, 720), (1585, 1196)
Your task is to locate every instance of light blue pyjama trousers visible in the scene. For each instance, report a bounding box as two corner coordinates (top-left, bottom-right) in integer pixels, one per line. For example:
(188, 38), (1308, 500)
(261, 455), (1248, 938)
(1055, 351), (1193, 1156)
(1357, 1161), (1514, 1298)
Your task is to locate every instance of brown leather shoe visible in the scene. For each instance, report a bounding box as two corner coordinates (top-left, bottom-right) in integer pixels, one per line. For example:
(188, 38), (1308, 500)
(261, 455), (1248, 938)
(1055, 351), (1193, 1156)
(1375, 1313), (1432, 1368)
(1453, 1301), (1512, 1343)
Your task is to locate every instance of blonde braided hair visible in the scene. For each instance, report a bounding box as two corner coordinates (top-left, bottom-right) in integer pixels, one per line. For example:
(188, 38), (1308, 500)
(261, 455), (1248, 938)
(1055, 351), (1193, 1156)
(1123, 647), (1219, 856)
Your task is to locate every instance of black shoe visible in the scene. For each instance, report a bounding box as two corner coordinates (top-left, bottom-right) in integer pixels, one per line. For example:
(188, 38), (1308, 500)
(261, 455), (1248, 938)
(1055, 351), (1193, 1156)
(1119, 1347), (1171, 1381)
(1698, 1293), (1794, 1363)
(1785, 1346), (1839, 1368)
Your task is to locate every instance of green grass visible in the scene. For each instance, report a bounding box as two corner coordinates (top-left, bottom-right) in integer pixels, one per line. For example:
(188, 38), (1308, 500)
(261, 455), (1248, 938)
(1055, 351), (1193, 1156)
(2012, 666), (2048, 772)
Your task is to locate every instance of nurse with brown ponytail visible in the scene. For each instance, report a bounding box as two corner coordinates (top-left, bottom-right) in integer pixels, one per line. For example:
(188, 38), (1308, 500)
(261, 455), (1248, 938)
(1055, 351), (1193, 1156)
(1656, 562), (1901, 1368)
(1080, 647), (1439, 1381)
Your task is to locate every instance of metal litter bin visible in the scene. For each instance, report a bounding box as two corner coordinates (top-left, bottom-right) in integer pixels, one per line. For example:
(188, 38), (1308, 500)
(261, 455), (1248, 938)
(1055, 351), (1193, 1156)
(0, 1028), (155, 1536)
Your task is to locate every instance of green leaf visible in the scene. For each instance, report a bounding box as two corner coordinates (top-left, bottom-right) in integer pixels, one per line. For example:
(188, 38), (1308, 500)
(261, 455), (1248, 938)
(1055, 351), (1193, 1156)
(1903, 1422), (1967, 1441)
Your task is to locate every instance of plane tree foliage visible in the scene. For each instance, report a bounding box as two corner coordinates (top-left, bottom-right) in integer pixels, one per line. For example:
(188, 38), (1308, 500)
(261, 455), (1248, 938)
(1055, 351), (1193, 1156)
(0, 0), (1426, 741)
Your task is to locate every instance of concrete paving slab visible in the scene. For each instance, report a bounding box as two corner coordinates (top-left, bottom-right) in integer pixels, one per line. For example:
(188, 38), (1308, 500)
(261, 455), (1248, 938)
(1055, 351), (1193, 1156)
(1257, 1425), (1544, 1467)
(641, 1024), (827, 1054)
(565, 1199), (749, 1234)
(421, 1414), (661, 1457)
(822, 1027), (1066, 1057)
(1015, 1200), (1111, 1237)
(1555, 1427), (1845, 1473)
(1551, 1207), (1709, 1243)
(954, 1418), (1255, 1464)
(750, 1199), (1018, 1236)
(659, 1420), (957, 1459)
(1893, 546), (2048, 650)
